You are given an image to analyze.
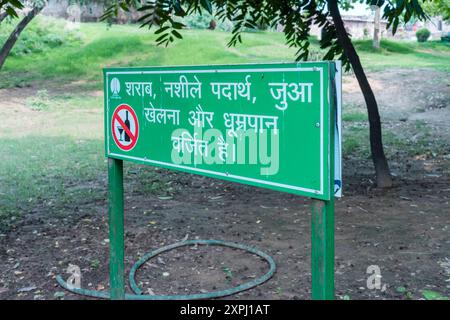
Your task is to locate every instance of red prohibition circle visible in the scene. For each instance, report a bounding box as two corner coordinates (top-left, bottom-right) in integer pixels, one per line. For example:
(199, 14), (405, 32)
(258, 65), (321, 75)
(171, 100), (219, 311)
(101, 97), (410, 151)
(111, 104), (139, 151)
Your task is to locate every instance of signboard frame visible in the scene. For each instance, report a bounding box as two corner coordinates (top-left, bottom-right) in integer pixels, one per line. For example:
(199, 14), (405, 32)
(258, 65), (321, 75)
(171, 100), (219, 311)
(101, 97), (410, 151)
(103, 61), (339, 300)
(104, 62), (336, 201)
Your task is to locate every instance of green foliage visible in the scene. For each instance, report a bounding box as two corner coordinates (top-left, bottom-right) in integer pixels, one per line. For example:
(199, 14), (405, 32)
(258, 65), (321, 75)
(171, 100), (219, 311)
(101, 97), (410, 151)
(0, 21), (448, 229)
(421, 290), (449, 300)
(416, 27), (431, 42)
(0, 24), (300, 87)
(180, 12), (234, 31)
(26, 89), (50, 110)
(0, 0), (48, 19)
(396, 286), (407, 293)
(396, 286), (414, 299)
(0, 0), (24, 19)
(363, 27), (369, 38)
(354, 39), (415, 54)
(341, 118), (450, 159)
(222, 266), (233, 281)
(100, 0), (430, 68)
(1, 22), (449, 88)
(0, 136), (106, 231)
(181, 13), (214, 29)
(343, 125), (367, 155)
(0, 16), (82, 57)
(421, 0), (450, 21)
(90, 259), (101, 269)
(1, 0), (434, 68)
(342, 111), (367, 122)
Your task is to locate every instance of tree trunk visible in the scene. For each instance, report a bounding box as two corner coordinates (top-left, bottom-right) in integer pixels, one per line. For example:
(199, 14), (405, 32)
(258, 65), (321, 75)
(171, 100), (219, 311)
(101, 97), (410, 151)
(328, 0), (392, 188)
(0, 6), (44, 71)
(0, 11), (8, 24)
(372, 5), (381, 49)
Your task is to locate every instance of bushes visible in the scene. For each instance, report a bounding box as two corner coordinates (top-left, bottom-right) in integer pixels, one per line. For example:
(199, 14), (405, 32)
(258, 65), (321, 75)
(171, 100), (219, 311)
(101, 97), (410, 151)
(0, 16), (82, 56)
(416, 28), (431, 42)
(353, 39), (414, 54)
(180, 13), (234, 32)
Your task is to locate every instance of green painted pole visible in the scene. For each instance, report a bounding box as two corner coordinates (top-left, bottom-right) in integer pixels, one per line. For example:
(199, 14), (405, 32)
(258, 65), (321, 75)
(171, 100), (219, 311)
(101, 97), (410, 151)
(311, 62), (336, 300)
(311, 198), (335, 300)
(108, 158), (125, 300)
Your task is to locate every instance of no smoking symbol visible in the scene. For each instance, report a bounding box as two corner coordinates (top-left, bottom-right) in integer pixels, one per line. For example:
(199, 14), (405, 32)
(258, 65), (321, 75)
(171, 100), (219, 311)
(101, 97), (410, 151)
(112, 104), (139, 151)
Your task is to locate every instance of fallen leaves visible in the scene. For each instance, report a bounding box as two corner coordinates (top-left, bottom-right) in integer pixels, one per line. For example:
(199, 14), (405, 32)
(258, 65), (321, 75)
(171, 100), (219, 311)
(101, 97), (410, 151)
(17, 285), (37, 293)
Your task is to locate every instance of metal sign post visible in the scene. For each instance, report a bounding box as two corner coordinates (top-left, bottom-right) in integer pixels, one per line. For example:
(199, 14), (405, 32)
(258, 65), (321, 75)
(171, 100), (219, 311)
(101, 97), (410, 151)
(102, 62), (340, 300)
(312, 65), (336, 299)
(108, 158), (125, 300)
(311, 198), (335, 300)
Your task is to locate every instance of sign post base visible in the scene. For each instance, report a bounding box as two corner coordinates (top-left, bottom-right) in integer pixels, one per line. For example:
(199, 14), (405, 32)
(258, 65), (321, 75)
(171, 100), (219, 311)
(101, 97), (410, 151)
(108, 158), (125, 300)
(311, 199), (335, 300)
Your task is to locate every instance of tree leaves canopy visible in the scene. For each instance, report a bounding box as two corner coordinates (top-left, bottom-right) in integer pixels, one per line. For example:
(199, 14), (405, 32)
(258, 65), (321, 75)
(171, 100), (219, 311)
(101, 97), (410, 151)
(421, 0), (450, 21)
(1, 0), (47, 19)
(100, 0), (431, 68)
(1, 1), (433, 67)
(0, 0), (24, 18)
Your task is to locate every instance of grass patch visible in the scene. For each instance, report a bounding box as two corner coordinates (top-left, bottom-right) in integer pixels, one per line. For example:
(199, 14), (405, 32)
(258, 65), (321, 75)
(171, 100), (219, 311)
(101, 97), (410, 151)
(0, 16), (82, 57)
(0, 23), (296, 88)
(25, 89), (51, 110)
(0, 133), (175, 231)
(343, 111), (367, 122)
(353, 39), (450, 71)
(342, 120), (450, 160)
(343, 125), (369, 155)
(1, 19), (449, 88)
(354, 39), (415, 54)
(1, 18), (449, 230)
(0, 136), (106, 230)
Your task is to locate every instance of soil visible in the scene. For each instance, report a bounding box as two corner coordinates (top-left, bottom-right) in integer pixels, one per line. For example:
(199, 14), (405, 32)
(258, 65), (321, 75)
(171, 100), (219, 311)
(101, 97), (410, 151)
(0, 68), (449, 300)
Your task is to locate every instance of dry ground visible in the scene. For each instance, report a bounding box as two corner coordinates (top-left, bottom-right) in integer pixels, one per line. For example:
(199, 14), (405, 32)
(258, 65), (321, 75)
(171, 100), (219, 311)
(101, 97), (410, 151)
(0, 68), (449, 300)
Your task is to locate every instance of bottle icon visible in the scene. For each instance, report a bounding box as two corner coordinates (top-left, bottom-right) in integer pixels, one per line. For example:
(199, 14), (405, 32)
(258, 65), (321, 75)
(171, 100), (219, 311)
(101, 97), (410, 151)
(124, 111), (131, 142)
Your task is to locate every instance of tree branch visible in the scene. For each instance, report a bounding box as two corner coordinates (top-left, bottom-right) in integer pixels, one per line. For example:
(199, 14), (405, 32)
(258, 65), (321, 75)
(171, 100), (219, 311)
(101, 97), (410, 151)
(0, 10), (8, 23)
(0, 5), (44, 71)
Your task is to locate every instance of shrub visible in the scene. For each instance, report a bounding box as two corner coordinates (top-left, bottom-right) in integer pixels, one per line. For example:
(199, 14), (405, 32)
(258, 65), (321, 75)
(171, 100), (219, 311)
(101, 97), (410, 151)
(363, 27), (370, 38)
(180, 13), (234, 32)
(416, 28), (431, 42)
(353, 39), (414, 54)
(26, 90), (50, 111)
(0, 16), (82, 57)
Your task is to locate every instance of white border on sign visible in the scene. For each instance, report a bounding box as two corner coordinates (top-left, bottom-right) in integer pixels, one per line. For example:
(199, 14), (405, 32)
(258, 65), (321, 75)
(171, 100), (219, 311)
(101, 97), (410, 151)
(106, 66), (325, 196)
(334, 61), (343, 197)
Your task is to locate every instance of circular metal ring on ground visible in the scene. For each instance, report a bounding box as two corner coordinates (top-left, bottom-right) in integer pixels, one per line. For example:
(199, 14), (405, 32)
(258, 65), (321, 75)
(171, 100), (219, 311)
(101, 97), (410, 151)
(57, 239), (276, 300)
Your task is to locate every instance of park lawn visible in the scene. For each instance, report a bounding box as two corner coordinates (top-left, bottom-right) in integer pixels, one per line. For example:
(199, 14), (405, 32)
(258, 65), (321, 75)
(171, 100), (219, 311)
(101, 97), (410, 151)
(353, 39), (450, 71)
(0, 19), (449, 231)
(0, 22), (296, 89)
(1, 18), (449, 88)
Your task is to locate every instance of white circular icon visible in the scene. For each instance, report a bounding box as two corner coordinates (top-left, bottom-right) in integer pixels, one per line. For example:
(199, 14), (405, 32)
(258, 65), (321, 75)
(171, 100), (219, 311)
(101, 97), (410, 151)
(110, 78), (120, 95)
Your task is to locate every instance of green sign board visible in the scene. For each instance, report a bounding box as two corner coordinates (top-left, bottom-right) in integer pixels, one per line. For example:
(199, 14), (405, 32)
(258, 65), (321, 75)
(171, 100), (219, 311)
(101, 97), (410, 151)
(55, 62), (339, 300)
(104, 62), (337, 200)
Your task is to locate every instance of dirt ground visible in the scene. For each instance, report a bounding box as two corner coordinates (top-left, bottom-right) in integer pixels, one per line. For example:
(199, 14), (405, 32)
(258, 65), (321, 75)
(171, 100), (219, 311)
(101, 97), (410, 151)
(0, 69), (449, 300)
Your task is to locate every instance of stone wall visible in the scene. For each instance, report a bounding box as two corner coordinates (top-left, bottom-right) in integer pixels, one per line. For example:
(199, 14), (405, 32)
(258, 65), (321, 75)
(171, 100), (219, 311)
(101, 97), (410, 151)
(41, 0), (139, 23)
(310, 15), (389, 40)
